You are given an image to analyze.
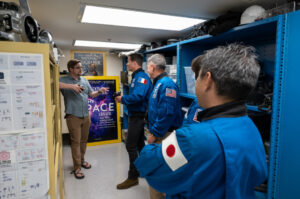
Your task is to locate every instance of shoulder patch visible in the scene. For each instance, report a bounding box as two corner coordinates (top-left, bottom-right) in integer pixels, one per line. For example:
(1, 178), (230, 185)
(193, 108), (203, 122)
(162, 131), (188, 171)
(152, 83), (162, 98)
(165, 88), (176, 98)
(138, 77), (147, 84)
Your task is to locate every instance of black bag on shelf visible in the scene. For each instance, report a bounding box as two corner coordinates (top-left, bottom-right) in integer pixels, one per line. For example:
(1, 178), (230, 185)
(206, 11), (242, 36)
(183, 11), (242, 40)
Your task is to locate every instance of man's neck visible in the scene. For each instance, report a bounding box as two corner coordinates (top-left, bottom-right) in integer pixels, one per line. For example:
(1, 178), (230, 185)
(152, 71), (164, 79)
(70, 73), (79, 80)
(132, 66), (142, 73)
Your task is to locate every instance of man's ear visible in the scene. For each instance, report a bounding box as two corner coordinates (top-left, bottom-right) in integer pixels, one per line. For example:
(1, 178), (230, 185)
(203, 72), (214, 91)
(149, 64), (155, 72)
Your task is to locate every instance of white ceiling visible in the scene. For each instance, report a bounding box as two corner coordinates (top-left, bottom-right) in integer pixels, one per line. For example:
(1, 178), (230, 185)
(8, 0), (286, 51)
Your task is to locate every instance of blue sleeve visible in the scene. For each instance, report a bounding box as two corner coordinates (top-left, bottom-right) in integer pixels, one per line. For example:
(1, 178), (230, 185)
(149, 84), (179, 137)
(134, 129), (196, 195)
(59, 77), (69, 95)
(59, 76), (67, 83)
(85, 78), (93, 94)
(121, 77), (151, 105)
(135, 125), (224, 196)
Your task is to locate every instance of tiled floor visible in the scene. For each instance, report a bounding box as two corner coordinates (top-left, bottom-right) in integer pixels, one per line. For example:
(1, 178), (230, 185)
(63, 143), (150, 199)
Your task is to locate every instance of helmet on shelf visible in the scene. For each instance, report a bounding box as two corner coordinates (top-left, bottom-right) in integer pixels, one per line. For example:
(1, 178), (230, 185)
(240, 5), (266, 25)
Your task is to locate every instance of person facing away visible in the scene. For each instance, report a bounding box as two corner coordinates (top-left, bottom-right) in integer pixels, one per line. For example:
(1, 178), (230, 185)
(59, 59), (109, 179)
(114, 53), (153, 189)
(85, 63), (98, 76)
(146, 54), (183, 199)
(135, 43), (268, 199)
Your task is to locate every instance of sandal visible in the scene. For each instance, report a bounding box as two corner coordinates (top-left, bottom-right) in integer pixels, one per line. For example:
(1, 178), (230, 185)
(81, 161), (92, 169)
(71, 168), (85, 179)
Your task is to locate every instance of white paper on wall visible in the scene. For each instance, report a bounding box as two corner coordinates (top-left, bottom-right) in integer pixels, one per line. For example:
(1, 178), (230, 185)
(0, 85), (12, 132)
(12, 85), (44, 130)
(0, 52), (49, 199)
(0, 134), (18, 151)
(0, 53), (9, 70)
(0, 168), (18, 199)
(11, 71), (42, 85)
(18, 160), (48, 199)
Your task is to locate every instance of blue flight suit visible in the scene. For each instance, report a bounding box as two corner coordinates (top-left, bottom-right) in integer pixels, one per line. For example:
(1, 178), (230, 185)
(182, 98), (204, 126)
(122, 68), (152, 116)
(135, 101), (268, 199)
(121, 68), (153, 179)
(148, 73), (182, 137)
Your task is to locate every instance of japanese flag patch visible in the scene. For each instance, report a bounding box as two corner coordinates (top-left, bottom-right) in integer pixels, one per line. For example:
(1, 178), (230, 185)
(162, 131), (188, 171)
(138, 77), (147, 84)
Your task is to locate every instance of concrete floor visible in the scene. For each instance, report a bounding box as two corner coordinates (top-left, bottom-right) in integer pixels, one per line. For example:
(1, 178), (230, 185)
(63, 142), (150, 199)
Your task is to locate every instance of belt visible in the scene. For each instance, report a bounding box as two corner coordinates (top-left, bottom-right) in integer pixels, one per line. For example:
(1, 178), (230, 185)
(65, 114), (85, 119)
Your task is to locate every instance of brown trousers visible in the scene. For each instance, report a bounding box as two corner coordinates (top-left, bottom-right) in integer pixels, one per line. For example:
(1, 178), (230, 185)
(149, 131), (172, 199)
(66, 115), (91, 170)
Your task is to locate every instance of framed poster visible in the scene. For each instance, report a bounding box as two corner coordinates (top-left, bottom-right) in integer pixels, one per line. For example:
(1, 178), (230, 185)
(85, 76), (121, 146)
(71, 50), (106, 76)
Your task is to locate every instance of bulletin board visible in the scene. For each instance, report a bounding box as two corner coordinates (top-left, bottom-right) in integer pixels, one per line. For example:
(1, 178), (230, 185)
(71, 50), (106, 76)
(85, 76), (121, 146)
(0, 51), (49, 198)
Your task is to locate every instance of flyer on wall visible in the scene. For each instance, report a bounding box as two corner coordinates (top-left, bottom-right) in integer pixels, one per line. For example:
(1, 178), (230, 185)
(85, 76), (121, 146)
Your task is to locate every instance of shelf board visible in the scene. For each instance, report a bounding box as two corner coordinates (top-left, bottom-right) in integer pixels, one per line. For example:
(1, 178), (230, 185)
(182, 16), (279, 46)
(246, 105), (272, 114)
(145, 43), (177, 54)
(180, 93), (196, 99)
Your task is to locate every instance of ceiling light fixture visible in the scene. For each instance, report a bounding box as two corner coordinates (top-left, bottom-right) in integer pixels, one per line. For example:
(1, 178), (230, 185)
(81, 5), (205, 31)
(74, 40), (142, 50)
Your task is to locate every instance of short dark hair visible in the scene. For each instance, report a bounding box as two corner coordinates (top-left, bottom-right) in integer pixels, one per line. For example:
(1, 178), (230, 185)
(128, 53), (143, 67)
(191, 55), (203, 79)
(67, 59), (81, 71)
(192, 43), (260, 100)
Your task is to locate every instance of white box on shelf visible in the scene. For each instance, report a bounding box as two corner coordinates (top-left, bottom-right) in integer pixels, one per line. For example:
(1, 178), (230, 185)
(184, 66), (195, 95)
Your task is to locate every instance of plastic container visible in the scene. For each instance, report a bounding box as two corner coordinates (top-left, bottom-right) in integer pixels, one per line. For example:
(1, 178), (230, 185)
(184, 66), (195, 95)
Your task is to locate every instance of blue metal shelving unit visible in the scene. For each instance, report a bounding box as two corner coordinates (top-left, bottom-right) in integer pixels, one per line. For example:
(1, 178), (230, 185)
(142, 10), (300, 199)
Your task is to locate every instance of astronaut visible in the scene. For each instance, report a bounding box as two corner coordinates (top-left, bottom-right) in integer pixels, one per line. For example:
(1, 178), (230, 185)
(135, 43), (268, 199)
(146, 54), (182, 199)
(115, 53), (153, 189)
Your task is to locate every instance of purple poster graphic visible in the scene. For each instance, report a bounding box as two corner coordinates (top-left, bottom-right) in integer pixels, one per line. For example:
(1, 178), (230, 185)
(87, 79), (118, 142)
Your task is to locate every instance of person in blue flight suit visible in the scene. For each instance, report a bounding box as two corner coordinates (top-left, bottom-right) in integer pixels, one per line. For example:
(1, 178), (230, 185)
(182, 98), (203, 126)
(146, 54), (182, 199)
(135, 43), (268, 199)
(115, 53), (153, 189)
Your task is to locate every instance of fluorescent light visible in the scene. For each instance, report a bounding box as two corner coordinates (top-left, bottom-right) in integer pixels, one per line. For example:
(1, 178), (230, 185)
(74, 40), (142, 50)
(81, 5), (205, 31)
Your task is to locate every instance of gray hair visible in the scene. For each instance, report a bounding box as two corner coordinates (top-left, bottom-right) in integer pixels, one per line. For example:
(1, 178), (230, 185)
(192, 43), (260, 100)
(147, 54), (166, 71)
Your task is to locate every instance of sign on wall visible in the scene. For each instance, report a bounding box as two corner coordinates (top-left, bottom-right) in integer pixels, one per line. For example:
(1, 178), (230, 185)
(71, 51), (106, 76)
(85, 76), (121, 146)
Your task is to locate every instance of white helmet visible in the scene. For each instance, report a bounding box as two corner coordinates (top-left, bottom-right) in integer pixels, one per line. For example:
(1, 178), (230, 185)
(240, 5), (266, 25)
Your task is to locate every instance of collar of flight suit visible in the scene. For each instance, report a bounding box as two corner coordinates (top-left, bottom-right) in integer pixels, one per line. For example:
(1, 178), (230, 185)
(196, 100), (247, 122)
(131, 68), (144, 80)
(153, 72), (167, 86)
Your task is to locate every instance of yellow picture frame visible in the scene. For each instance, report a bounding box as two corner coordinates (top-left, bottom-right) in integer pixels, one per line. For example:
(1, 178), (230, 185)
(71, 50), (107, 76)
